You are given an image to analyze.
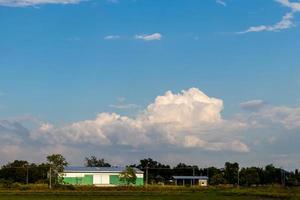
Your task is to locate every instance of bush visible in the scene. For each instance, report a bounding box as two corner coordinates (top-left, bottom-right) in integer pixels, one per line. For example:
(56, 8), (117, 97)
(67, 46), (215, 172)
(53, 184), (76, 190)
(0, 179), (14, 188)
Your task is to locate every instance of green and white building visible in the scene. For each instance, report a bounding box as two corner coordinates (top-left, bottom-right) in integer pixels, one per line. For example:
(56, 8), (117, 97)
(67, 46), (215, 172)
(60, 166), (144, 186)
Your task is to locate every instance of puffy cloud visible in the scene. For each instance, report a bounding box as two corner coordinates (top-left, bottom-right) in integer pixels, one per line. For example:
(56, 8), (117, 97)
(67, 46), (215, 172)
(3, 90), (300, 167)
(145, 88), (223, 125)
(134, 33), (162, 41)
(240, 101), (300, 130)
(257, 106), (300, 129)
(31, 88), (248, 153)
(277, 0), (300, 11)
(0, 0), (83, 7)
(239, 0), (300, 34)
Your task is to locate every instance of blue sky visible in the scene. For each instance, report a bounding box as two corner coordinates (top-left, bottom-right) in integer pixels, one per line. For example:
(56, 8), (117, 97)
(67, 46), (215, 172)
(1, 0), (300, 169)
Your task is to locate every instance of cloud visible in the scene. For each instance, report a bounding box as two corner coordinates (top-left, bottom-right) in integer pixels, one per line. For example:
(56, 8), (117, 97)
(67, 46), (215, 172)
(29, 88), (247, 153)
(239, 12), (295, 33)
(216, 0), (226, 7)
(0, 0), (84, 7)
(239, 0), (300, 34)
(240, 103), (300, 130)
(240, 100), (266, 111)
(277, 0), (300, 11)
(104, 35), (121, 40)
(4, 88), (300, 167)
(134, 33), (162, 41)
(109, 97), (139, 109)
(258, 106), (300, 129)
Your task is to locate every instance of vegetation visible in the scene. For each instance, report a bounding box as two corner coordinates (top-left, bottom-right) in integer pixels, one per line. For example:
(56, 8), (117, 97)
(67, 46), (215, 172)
(119, 167), (137, 185)
(1, 155), (300, 187)
(84, 156), (111, 167)
(0, 186), (299, 200)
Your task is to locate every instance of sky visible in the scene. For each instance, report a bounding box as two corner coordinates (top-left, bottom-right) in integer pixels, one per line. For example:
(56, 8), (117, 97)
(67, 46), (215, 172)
(0, 0), (300, 169)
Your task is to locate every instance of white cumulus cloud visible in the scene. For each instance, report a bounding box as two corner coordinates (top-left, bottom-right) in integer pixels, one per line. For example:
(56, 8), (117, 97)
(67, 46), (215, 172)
(31, 88), (248, 152)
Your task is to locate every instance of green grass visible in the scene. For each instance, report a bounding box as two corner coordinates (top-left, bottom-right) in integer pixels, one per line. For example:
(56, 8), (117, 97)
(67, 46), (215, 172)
(0, 191), (280, 200)
(0, 186), (299, 200)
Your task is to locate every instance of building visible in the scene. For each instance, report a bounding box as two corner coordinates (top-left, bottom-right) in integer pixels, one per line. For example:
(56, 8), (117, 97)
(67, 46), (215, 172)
(59, 166), (144, 186)
(172, 176), (208, 187)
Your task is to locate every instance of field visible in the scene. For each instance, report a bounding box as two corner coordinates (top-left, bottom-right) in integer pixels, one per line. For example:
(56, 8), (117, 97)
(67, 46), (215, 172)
(0, 186), (300, 200)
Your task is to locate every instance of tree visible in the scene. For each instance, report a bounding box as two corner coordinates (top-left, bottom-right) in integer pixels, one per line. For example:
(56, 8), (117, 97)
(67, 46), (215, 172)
(84, 156), (111, 167)
(46, 154), (68, 185)
(210, 173), (226, 185)
(295, 169), (300, 182)
(240, 167), (260, 186)
(0, 160), (29, 183)
(132, 158), (171, 184)
(119, 167), (137, 186)
(47, 154), (68, 172)
(224, 162), (239, 185)
(263, 164), (281, 184)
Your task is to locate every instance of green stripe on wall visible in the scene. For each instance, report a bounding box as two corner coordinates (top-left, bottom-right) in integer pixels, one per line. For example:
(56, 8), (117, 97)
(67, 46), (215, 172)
(136, 178), (144, 186)
(63, 175), (93, 185)
(83, 175), (93, 185)
(109, 175), (120, 185)
(109, 175), (144, 186)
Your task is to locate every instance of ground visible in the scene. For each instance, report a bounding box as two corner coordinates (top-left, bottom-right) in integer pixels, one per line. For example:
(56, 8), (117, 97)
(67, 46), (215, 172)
(0, 186), (299, 200)
(0, 191), (276, 200)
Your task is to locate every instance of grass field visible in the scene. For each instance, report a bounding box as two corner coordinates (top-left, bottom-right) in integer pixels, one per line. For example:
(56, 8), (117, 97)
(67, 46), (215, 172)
(0, 186), (299, 200)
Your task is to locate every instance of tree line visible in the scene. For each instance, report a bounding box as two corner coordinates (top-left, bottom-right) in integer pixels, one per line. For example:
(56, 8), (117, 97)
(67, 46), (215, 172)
(1, 155), (299, 187)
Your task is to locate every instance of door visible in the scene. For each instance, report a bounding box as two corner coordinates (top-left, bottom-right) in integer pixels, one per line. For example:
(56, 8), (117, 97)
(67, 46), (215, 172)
(93, 174), (102, 185)
(93, 174), (110, 185)
(101, 174), (109, 184)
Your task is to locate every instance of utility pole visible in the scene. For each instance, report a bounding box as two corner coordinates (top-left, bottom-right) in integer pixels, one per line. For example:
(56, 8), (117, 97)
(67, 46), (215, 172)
(49, 166), (52, 189)
(145, 164), (148, 188)
(281, 168), (286, 187)
(26, 165), (29, 185)
(192, 167), (195, 186)
(207, 166), (209, 186)
(237, 167), (240, 188)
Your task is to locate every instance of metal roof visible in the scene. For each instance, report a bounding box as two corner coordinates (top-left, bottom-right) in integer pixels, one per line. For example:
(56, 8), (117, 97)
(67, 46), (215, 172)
(64, 166), (143, 174)
(172, 176), (208, 180)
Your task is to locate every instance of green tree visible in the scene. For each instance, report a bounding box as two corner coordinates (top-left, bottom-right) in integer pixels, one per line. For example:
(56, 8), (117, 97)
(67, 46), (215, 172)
(84, 156), (111, 167)
(46, 154), (68, 185)
(224, 162), (239, 185)
(295, 169), (300, 182)
(210, 173), (226, 185)
(263, 164), (281, 184)
(119, 167), (137, 186)
(0, 160), (29, 183)
(240, 167), (260, 186)
(132, 158), (171, 184)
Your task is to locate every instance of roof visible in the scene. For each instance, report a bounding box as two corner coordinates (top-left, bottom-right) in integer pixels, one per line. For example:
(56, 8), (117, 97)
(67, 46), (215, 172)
(172, 176), (208, 180)
(63, 166), (143, 174)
